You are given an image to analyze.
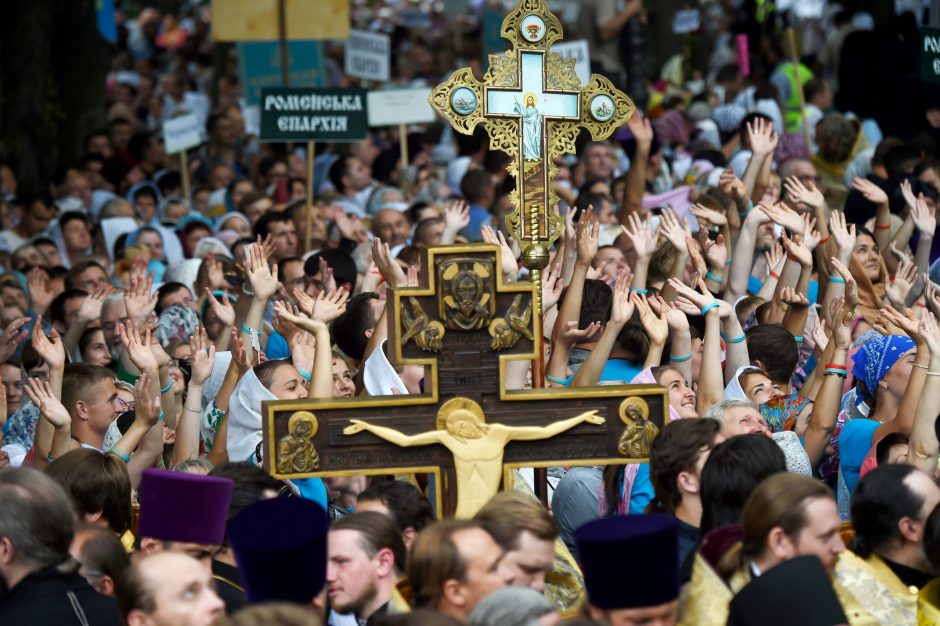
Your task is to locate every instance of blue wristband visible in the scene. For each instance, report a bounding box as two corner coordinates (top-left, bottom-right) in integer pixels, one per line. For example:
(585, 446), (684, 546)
(160, 381), (173, 394)
(721, 332), (746, 344)
(546, 374), (569, 385)
(158, 411), (165, 422)
(738, 200), (753, 217)
(297, 368), (312, 382)
(700, 302), (719, 316)
(670, 352), (693, 362)
(110, 449), (130, 463)
(829, 276), (846, 284)
(725, 258), (733, 265)
(242, 324), (258, 334)
(630, 288), (649, 295)
(705, 271), (723, 283)
(793, 336), (804, 343)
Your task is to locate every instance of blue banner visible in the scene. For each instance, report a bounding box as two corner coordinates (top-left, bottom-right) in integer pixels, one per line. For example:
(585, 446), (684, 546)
(238, 41), (326, 107)
(96, 0), (118, 44)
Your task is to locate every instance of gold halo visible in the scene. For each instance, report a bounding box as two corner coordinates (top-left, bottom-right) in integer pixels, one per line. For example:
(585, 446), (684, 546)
(523, 91), (537, 105)
(618, 397), (649, 425)
(488, 317), (508, 336)
(288, 411), (318, 438)
(436, 398), (485, 430)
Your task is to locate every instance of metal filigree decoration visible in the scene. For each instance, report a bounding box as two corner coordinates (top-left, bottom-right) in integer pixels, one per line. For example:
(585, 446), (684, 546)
(500, 0), (564, 51)
(401, 297), (445, 352)
(486, 51), (518, 88)
(545, 53), (581, 91)
(484, 117), (522, 155)
(429, 68), (485, 135)
(580, 74), (637, 140)
(277, 411), (320, 473)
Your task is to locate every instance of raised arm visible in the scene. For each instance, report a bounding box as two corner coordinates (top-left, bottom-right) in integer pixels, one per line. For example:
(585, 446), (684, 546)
(171, 329), (215, 467)
(853, 177), (892, 254)
(571, 270), (633, 387)
(553, 210), (598, 343)
(29, 319), (66, 466)
(741, 118), (778, 202)
(669, 276), (723, 411)
(242, 241), (279, 364)
(621, 213), (655, 292)
(619, 113), (653, 223)
(908, 312), (940, 474)
(727, 208), (771, 303)
(873, 306), (929, 442)
(635, 293), (668, 370)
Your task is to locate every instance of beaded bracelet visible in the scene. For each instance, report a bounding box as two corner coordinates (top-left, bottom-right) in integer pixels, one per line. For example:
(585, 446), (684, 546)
(670, 352), (693, 362)
(829, 276), (846, 284)
(184, 405), (201, 414)
(297, 368), (312, 382)
(700, 302), (719, 316)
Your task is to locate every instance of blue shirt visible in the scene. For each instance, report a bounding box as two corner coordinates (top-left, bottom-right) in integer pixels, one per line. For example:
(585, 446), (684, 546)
(459, 204), (492, 242)
(561, 359), (643, 386)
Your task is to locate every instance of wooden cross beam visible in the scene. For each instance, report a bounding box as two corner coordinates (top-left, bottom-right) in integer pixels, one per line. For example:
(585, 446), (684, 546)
(262, 244), (666, 518)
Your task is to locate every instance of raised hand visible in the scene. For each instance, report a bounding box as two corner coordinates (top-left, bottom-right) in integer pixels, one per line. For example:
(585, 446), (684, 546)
(830, 257), (859, 311)
(900, 179), (918, 211)
(481, 225), (517, 277)
(920, 311), (940, 356)
(800, 214), (821, 251)
(781, 231), (812, 267)
(27, 268), (55, 314)
(558, 320), (601, 346)
(719, 169), (747, 203)
(257, 233), (277, 262)
(627, 111), (653, 146)
(575, 208), (599, 266)
(76, 287), (113, 326)
(881, 304), (922, 344)
(333, 209), (369, 243)
(747, 117), (779, 156)
(312, 288), (349, 323)
(23, 378), (70, 429)
(317, 257), (337, 294)
(689, 203), (728, 228)
(927, 278), (940, 318)
(783, 175), (825, 212)
(541, 263), (564, 310)
(372, 238), (407, 289)
(622, 212), (656, 259)
(811, 316), (829, 354)
(765, 241), (784, 276)
(912, 196), (937, 236)
(205, 253), (225, 290)
(634, 292), (668, 345)
(886, 257), (917, 307)
(30, 317), (65, 371)
(245, 242), (278, 300)
(230, 328), (255, 375)
(659, 208), (688, 254)
(668, 274), (716, 314)
(758, 201), (804, 237)
(0, 317), (30, 365)
(119, 321), (158, 373)
(133, 370), (162, 427)
(443, 200), (470, 233)
(189, 327), (216, 386)
(829, 211), (856, 260)
(124, 269), (157, 323)
(780, 286), (810, 309)
(609, 269), (635, 326)
(703, 234), (728, 271)
(852, 177), (889, 206)
(203, 288), (235, 327)
(829, 296), (852, 350)
(273, 300), (327, 336)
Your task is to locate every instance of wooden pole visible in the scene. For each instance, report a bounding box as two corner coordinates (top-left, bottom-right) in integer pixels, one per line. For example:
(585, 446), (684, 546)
(179, 151), (191, 202)
(399, 123), (409, 170)
(277, 0), (289, 86)
(786, 28), (812, 151)
(305, 141), (315, 253)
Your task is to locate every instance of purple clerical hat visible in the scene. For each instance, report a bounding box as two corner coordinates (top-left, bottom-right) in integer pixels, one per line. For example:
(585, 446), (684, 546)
(138, 468), (233, 545)
(228, 497), (328, 604)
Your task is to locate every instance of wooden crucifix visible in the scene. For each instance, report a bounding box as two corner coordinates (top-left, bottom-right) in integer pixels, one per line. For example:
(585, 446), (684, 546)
(262, 244), (666, 518)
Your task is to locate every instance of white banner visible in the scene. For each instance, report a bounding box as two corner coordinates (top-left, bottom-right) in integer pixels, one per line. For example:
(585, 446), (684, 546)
(367, 88), (436, 127)
(345, 29), (391, 82)
(551, 39), (590, 87)
(162, 113), (203, 154)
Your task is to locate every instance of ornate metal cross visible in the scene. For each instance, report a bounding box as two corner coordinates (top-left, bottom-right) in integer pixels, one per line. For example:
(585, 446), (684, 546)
(429, 0), (635, 296)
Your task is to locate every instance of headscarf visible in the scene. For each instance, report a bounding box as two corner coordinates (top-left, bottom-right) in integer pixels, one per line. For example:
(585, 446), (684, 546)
(215, 211), (251, 234)
(363, 339), (408, 396)
(652, 109), (690, 147)
(631, 367), (681, 422)
(851, 334), (914, 401)
(155, 303), (199, 347)
(760, 393), (812, 434)
(848, 245), (887, 324)
(723, 365), (754, 401)
(227, 367), (278, 464)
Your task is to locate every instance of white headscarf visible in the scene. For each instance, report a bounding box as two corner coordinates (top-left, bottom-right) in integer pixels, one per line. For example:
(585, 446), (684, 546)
(723, 365), (754, 401)
(363, 339), (408, 396)
(227, 368), (277, 464)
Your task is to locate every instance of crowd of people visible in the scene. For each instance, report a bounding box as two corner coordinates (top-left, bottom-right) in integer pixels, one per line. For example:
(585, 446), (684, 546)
(4, 1), (940, 625)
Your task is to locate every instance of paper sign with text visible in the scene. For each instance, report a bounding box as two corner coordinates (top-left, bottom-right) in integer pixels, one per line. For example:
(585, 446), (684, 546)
(162, 113), (203, 154)
(367, 88), (436, 127)
(260, 88), (368, 142)
(551, 40), (590, 86)
(345, 29), (390, 82)
(672, 9), (701, 34)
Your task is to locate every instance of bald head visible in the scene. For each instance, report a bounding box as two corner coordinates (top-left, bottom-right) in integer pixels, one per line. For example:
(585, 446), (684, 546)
(118, 552), (224, 626)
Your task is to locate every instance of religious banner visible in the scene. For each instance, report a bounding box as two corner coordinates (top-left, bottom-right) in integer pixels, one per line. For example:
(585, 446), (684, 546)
(922, 27), (940, 84)
(262, 244), (667, 518)
(238, 40), (326, 106)
(259, 87), (368, 142)
(344, 29), (391, 83)
(367, 88), (436, 127)
(211, 0), (349, 41)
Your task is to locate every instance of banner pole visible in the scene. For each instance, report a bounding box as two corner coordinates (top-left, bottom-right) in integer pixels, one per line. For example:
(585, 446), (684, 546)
(305, 141), (315, 253)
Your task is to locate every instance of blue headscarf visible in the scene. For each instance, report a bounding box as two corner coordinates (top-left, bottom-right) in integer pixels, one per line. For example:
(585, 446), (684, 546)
(851, 334), (915, 400)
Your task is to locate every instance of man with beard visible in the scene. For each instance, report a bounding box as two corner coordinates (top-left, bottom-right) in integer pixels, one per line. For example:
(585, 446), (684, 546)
(327, 511), (409, 626)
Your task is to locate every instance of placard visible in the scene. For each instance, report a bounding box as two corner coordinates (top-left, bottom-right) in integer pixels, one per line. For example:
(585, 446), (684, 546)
(162, 113), (203, 154)
(672, 9), (701, 34)
(238, 40), (326, 106)
(345, 30), (391, 82)
(367, 88), (436, 127)
(552, 40), (590, 87)
(922, 27), (940, 84)
(212, 0), (349, 41)
(260, 88), (368, 142)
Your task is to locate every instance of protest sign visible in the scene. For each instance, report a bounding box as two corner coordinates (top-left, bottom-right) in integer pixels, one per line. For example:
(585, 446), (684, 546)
(552, 40), (590, 86)
(238, 40), (326, 106)
(260, 88), (368, 142)
(345, 30), (391, 82)
(162, 113), (203, 154)
(367, 88), (435, 127)
(922, 27), (940, 84)
(672, 9), (701, 34)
